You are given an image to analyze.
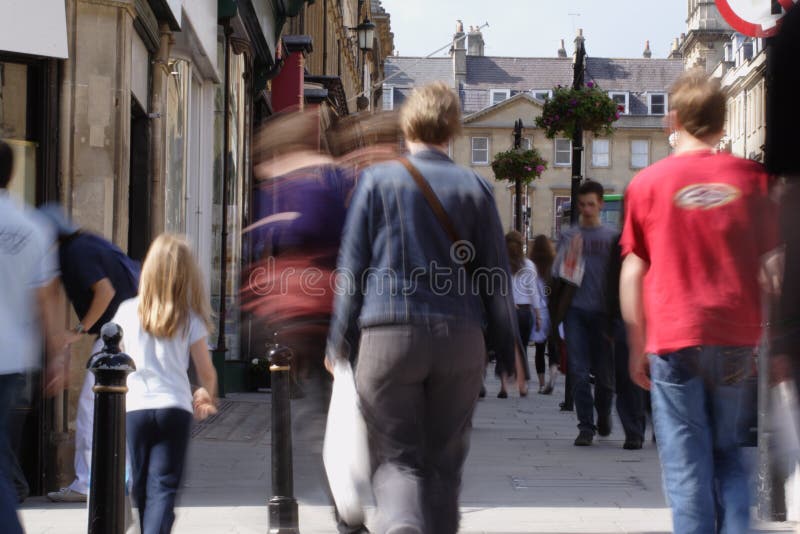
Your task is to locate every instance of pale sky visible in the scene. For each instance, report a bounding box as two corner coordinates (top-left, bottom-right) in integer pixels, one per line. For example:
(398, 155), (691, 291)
(379, 0), (688, 60)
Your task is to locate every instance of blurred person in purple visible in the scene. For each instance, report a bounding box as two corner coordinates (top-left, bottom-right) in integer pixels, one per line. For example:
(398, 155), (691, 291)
(325, 82), (522, 534)
(0, 139), (61, 533)
(242, 108), (350, 385)
(241, 108), (366, 533)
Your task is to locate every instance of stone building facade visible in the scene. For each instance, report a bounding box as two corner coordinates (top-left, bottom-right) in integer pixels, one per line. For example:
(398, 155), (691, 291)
(384, 25), (683, 238)
(0, 0), (321, 495)
(675, 0), (768, 161)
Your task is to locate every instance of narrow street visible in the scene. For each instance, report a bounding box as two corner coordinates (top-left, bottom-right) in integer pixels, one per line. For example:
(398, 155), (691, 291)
(18, 361), (794, 533)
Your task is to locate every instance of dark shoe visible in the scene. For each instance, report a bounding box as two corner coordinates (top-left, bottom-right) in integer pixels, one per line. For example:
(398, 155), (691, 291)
(623, 437), (643, 450)
(559, 401), (573, 412)
(479, 385), (486, 398)
(542, 383), (554, 395)
(519, 388), (528, 398)
(574, 430), (594, 446)
(597, 414), (612, 437)
(497, 390), (508, 399)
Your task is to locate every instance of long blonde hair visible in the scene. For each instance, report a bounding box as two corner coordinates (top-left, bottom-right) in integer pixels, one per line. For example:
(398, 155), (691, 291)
(138, 234), (213, 338)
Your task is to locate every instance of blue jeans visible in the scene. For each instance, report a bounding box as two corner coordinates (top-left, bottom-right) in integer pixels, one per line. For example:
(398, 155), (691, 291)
(564, 307), (614, 433)
(0, 374), (23, 534)
(650, 347), (752, 534)
(127, 408), (192, 534)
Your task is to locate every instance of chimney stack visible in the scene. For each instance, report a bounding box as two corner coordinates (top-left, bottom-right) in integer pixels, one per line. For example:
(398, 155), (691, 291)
(557, 39), (567, 58)
(643, 40), (652, 58)
(467, 25), (485, 56)
(669, 38), (682, 59)
(452, 20), (467, 88)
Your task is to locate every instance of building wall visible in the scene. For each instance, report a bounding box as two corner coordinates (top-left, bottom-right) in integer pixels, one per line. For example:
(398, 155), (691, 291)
(452, 101), (670, 238)
(720, 46), (767, 161)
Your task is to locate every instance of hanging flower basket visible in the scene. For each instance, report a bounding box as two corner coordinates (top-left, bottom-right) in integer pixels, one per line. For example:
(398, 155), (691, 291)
(491, 147), (548, 185)
(535, 81), (621, 139)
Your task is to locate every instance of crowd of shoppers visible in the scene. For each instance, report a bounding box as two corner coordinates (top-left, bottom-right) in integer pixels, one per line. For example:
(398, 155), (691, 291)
(1, 59), (796, 533)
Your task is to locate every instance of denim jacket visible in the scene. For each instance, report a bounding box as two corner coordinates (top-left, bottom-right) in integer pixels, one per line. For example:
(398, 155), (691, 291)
(326, 149), (521, 368)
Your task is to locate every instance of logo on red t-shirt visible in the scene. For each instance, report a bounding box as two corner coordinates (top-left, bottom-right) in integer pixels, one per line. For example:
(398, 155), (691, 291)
(674, 183), (741, 210)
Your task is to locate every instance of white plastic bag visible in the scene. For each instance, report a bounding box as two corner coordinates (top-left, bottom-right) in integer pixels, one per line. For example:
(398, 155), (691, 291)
(323, 359), (371, 526)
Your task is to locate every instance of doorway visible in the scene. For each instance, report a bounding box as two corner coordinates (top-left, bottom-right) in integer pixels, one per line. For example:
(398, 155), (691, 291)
(128, 99), (150, 261)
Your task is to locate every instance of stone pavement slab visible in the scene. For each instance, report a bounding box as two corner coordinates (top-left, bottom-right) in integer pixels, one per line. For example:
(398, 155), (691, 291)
(18, 360), (798, 533)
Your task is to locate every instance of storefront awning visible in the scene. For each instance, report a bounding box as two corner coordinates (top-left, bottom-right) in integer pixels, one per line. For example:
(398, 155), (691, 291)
(0, 0), (68, 58)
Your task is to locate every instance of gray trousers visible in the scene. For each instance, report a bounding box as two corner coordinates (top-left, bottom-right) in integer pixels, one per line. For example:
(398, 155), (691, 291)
(355, 321), (485, 534)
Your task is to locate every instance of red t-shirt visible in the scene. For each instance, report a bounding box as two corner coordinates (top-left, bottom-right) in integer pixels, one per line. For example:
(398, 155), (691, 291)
(620, 150), (778, 354)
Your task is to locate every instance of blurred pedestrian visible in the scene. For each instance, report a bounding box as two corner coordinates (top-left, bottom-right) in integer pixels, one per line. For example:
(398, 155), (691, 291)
(620, 69), (779, 532)
(554, 181), (618, 446)
(529, 235), (559, 394)
(112, 234), (218, 534)
(241, 108), (366, 533)
(37, 204), (139, 503)
(496, 230), (540, 398)
(0, 139), (60, 533)
(605, 236), (646, 450)
(325, 82), (522, 534)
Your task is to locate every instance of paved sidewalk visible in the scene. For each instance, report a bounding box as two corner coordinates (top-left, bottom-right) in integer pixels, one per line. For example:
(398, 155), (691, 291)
(18, 360), (796, 533)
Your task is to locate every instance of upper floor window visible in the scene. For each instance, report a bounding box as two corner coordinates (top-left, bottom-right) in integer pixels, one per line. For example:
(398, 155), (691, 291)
(471, 136), (490, 165)
(592, 139), (610, 167)
(631, 139), (649, 169)
(554, 138), (572, 166)
(531, 89), (552, 101)
(648, 93), (667, 115)
(609, 92), (629, 115)
(490, 89), (510, 106)
(382, 85), (394, 110)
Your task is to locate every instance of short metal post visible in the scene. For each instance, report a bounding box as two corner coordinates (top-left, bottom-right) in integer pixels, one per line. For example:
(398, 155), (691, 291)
(87, 323), (136, 534)
(268, 337), (299, 533)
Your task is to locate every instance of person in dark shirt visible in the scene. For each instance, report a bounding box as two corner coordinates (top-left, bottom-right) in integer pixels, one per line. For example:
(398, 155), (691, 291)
(37, 204), (139, 502)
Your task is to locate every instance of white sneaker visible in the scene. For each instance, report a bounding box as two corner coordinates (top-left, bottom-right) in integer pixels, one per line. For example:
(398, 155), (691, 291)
(47, 487), (87, 502)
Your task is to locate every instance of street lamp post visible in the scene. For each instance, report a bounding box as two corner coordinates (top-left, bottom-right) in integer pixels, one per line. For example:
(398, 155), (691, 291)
(353, 5), (375, 111)
(570, 33), (586, 225)
(513, 118), (524, 233)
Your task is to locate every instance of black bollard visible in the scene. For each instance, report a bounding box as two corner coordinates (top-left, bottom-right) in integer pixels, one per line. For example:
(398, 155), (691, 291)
(267, 335), (299, 533)
(87, 323), (136, 534)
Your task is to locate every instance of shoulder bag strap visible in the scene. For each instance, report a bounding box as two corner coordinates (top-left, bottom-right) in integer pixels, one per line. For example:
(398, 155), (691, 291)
(398, 156), (462, 244)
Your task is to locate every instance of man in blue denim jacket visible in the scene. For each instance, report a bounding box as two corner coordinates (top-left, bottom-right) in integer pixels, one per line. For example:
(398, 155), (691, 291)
(325, 82), (521, 534)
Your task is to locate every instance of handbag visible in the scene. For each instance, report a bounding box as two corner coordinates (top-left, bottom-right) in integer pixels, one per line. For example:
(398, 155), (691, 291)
(323, 359), (371, 527)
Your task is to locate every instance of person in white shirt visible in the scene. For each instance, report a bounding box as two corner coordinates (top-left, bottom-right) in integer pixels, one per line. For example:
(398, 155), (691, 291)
(112, 233), (217, 534)
(0, 140), (61, 533)
(497, 231), (544, 398)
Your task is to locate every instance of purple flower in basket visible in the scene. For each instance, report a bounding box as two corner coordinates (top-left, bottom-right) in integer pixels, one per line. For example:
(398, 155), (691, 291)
(536, 165), (545, 174)
(587, 81), (595, 88)
(525, 166), (532, 172)
(569, 99), (578, 107)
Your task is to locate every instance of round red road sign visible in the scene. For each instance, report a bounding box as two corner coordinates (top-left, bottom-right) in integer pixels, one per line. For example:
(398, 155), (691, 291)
(715, 0), (797, 37)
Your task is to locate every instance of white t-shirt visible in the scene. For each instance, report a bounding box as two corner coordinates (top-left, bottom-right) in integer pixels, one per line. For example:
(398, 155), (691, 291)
(112, 297), (208, 414)
(511, 258), (545, 309)
(0, 193), (58, 374)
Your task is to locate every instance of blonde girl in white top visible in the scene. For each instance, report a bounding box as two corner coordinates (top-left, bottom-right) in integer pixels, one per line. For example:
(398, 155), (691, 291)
(113, 234), (217, 534)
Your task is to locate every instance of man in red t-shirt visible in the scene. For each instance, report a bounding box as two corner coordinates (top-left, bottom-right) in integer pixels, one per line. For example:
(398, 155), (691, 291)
(620, 70), (778, 533)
